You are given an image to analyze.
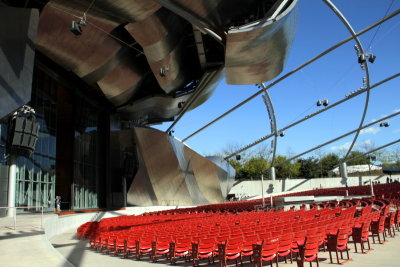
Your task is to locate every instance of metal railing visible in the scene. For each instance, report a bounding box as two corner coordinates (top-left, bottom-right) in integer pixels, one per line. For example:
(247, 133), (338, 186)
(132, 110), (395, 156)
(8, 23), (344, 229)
(0, 206), (44, 231)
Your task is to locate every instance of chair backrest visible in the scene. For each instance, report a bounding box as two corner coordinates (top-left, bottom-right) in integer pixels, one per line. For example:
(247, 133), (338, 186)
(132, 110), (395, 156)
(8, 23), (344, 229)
(261, 238), (280, 255)
(304, 236), (320, 256)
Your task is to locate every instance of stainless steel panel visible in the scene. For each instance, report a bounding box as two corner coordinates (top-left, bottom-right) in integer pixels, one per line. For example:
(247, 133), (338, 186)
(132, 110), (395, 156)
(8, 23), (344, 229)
(122, 127), (234, 206)
(125, 9), (186, 93)
(36, 2), (121, 78)
(170, 136), (209, 205)
(128, 127), (193, 206)
(96, 52), (144, 106)
(159, 0), (261, 28)
(225, 0), (298, 84)
(90, 0), (161, 22)
(206, 156), (235, 199)
(32, 0), (297, 124)
(184, 147), (225, 203)
(118, 69), (223, 122)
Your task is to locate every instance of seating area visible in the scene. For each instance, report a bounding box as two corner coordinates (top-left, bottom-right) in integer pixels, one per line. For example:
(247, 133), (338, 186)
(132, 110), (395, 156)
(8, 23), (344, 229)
(77, 184), (400, 266)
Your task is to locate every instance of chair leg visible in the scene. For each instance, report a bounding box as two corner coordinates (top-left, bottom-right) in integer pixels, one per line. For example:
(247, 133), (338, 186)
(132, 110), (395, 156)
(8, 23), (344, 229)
(328, 251), (333, 264)
(336, 250), (340, 264)
(354, 242), (358, 253)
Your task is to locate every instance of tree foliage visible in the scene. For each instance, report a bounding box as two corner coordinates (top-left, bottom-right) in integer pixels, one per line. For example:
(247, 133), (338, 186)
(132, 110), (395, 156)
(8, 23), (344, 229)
(320, 153), (340, 176)
(221, 143), (398, 180)
(274, 155), (301, 178)
(346, 151), (370, 166)
(298, 157), (319, 178)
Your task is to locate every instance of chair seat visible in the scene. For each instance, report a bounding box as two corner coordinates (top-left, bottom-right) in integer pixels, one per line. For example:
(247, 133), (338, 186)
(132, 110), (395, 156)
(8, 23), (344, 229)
(261, 253), (277, 262)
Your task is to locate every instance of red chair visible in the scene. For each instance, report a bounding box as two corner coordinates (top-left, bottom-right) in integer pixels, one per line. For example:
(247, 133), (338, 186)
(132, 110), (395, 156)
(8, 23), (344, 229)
(252, 238), (279, 267)
(124, 236), (138, 258)
(217, 237), (243, 266)
(169, 237), (192, 264)
(326, 228), (351, 264)
(114, 235), (127, 256)
(395, 210), (400, 231)
(151, 236), (171, 262)
(241, 234), (259, 262)
(370, 216), (386, 244)
(352, 220), (372, 253)
(192, 237), (216, 266)
(135, 237), (153, 260)
(301, 235), (321, 267)
(277, 234), (293, 263)
(291, 230), (306, 258)
(384, 212), (396, 237)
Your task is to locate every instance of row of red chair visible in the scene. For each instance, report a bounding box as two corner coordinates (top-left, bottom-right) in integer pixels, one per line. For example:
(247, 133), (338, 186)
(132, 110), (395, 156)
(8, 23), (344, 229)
(78, 194), (400, 266)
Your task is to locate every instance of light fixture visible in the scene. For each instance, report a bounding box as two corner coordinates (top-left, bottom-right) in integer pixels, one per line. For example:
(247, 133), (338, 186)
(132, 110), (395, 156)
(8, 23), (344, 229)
(178, 101), (185, 109)
(368, 54), (376, 63)
(236, 155), (241, 161)
(168, 130), (175, 136)
(379, 122), (389, 127)
(70, 13), (87, 35)
(279, 131), (285, 137)
(71, 21), (83, 35)
(317, 99), (329, 107)
(159, 65), (170, 77)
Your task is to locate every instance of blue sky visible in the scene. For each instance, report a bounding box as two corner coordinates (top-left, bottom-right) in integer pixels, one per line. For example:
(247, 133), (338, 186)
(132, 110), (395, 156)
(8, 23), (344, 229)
(154, 0), (400, 159)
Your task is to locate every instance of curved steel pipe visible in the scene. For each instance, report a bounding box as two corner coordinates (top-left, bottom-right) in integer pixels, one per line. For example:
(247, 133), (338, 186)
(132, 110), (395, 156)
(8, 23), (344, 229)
(224, 72), (400, 160)
(261, 83), (278, 166)
(272, 111), (400, 169)
(182, 9), (399, 143)
(342, 139), (400, 165)
(322, 0), (371, 161)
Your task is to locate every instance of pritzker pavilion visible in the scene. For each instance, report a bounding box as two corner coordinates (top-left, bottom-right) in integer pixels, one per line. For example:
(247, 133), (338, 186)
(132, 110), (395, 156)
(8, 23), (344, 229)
(0, 0), (399, 266)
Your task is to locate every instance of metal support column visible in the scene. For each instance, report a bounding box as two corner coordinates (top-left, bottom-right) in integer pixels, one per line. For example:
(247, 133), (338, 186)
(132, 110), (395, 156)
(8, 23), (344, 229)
(269, 167), (276, 181)
(339, 162), (349, 187)
(7, 155), (17, 217)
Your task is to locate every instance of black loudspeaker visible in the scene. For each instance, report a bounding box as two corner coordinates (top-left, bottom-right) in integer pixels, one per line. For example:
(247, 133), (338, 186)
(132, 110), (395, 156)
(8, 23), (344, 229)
(10, 116), (40, 157)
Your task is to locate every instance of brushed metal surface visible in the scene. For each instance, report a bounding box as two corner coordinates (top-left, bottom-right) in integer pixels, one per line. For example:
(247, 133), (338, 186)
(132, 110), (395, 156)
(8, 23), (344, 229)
(96, 51), (145, 106)
(90, 0), (161, 22)
(117, 69), (223, 123)
(32, 0), (297, 124)
(207, 156), (236, 199)
(125, 9), (187, 93)
(128, 127), (193, 206)
(225, 0), (298, 84)
(184, 146), (225, 203)
(161, 0), (262, 28)
(123, 127), (234, 206)
(170, 136), (210, 205)
(36, 1), (121, 78)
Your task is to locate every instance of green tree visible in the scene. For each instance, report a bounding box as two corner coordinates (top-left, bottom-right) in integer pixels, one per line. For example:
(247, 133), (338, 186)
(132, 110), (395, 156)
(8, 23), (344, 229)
(275, 155), (301, 178)
(320, 153), (340, 176)
(298, 157), (319, 178)
(235, 157), (269, 179)
(346, 151), (370, 166)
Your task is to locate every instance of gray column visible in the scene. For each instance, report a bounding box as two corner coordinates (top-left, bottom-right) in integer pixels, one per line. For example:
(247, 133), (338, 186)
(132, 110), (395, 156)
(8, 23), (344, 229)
(269, 167), (276, 181)
(7, 155), (17, 217)
(339, 162), (349, 186)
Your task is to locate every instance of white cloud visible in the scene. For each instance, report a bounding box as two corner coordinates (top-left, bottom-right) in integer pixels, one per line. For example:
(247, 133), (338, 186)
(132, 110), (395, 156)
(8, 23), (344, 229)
(393, 109), (400, 113)
(360, 127), (381, 135)
(393, 129), (400, 134)
(331, 139), (372, 151)
(331, 142), (351, 151)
